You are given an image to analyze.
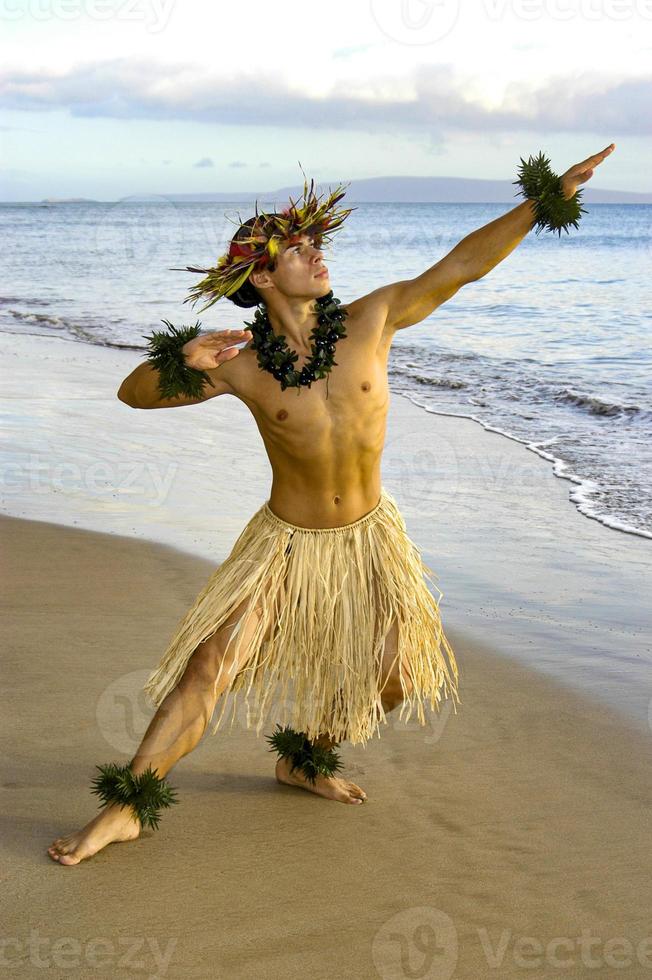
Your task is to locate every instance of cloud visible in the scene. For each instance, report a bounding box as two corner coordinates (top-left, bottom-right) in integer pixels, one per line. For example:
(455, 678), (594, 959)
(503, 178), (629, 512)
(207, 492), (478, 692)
(193, 156), (214, 168)
(228, 160), (247, 168)
(0, 58), (649, 136)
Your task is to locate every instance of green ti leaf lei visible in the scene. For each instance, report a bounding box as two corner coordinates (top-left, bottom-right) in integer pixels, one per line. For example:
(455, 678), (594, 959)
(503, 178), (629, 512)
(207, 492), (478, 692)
(90, 762), (179, 831)
(142, 319), (216, 401)
(265, 724), (345, 785)
(513, 151), (588, 237)
(244, 290), (348, 395)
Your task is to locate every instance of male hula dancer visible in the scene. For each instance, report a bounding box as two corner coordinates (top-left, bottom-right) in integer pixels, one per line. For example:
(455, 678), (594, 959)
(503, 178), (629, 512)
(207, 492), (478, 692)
(48, 144), (614, 865)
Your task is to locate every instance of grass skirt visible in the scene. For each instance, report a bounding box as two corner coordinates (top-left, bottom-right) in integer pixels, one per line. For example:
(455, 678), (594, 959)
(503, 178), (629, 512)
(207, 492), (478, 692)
(143, 486), (460, 747)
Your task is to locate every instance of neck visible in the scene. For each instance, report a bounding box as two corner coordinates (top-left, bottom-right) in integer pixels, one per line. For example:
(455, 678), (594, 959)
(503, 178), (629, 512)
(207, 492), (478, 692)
(263, 293), (325, 350)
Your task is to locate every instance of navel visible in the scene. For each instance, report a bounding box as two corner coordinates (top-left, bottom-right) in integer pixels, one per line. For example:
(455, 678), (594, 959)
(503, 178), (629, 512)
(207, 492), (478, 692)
(361, 381), (371, 392)
(333, 495), (341, 505)
(276, 409), (289, 421)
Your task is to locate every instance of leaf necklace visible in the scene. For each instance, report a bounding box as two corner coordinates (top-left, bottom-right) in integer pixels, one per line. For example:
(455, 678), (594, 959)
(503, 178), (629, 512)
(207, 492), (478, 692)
(243, 290), (349, 397)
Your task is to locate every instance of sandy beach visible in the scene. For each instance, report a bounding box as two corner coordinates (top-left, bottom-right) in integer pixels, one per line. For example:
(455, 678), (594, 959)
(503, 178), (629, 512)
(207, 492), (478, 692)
(2, 513), (652, 979)
(2, 330), (652, 978)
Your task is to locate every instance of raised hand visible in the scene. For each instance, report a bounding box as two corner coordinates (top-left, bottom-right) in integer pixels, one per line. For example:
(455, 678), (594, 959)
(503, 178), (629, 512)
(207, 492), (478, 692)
(561, 143), (616, 201)
(182, 328), (253, 371)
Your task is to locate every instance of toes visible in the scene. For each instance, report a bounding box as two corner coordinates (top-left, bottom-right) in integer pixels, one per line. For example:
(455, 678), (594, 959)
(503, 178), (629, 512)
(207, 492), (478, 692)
(346, 782), (367, 801)
(58, 853), (81, 866)
(47, 841), (82, 865)
(340, 786), (365, 804)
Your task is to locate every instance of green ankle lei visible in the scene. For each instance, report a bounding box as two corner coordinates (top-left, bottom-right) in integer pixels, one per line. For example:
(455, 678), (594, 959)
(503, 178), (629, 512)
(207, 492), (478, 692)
(90, 762), (179, 831)
(513, 150), (588, 237)
(265, 724), (345, 786)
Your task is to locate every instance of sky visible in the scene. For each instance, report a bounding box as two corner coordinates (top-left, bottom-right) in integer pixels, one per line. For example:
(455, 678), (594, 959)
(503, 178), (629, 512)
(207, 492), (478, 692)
(1, 0), (650, 200)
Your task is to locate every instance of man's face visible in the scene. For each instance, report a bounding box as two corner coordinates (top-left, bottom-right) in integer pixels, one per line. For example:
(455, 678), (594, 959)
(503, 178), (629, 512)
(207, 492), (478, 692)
(254, 232), (330, 300)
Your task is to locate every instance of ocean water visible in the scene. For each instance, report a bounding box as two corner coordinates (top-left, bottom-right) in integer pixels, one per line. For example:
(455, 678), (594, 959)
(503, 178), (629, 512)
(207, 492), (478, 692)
(1, 199), (650, 538)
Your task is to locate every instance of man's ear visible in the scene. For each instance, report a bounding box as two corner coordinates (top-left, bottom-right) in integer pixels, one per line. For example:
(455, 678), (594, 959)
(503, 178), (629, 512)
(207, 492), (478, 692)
(251, 269), (273, 293)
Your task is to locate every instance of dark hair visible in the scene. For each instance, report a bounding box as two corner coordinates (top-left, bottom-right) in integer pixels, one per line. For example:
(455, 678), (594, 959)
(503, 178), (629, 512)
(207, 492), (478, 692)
(225, 215), (278, 309)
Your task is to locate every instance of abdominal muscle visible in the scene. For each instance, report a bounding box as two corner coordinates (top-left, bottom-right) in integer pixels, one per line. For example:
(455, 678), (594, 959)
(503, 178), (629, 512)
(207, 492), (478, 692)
(229, 333), (392, 529)
(262, 391), (389, 529)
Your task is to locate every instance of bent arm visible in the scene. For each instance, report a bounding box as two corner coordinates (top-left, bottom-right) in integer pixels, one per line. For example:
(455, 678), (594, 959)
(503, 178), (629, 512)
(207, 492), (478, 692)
(117, 361), (232, 409)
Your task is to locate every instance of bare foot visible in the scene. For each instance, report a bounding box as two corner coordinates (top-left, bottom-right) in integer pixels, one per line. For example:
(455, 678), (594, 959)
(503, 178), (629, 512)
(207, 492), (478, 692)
(275, 756), (367, 805)
(47, 802), (141, 866)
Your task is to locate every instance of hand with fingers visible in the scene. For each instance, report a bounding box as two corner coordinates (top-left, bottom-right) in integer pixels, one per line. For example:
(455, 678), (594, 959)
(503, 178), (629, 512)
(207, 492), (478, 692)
(560, 143), (616, 201)
(182, 328), (253, 371)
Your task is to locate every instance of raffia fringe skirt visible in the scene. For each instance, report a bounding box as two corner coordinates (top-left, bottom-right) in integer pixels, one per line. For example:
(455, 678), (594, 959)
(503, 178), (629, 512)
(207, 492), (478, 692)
(143, 486), (461, 747)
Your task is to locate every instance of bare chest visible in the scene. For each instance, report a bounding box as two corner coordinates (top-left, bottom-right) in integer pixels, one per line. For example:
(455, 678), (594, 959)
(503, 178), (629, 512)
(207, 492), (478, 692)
(224, 319), (391, 452)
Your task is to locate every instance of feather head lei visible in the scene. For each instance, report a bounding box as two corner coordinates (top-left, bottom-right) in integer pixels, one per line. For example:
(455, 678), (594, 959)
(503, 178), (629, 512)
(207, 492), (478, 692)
(172, 175), (356, 314)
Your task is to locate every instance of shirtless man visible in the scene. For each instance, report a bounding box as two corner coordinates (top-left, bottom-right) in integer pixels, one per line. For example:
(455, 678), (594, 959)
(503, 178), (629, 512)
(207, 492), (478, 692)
(47, 144), (614, 865)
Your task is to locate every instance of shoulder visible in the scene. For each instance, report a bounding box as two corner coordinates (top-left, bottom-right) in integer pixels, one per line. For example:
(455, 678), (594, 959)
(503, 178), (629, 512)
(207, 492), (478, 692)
(341, 282), (408, 346)
(205, 342), (258, 401)
(343, 281), (410, 325)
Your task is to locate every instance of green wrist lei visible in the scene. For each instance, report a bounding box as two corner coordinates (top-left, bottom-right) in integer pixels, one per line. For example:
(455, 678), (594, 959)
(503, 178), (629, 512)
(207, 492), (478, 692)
(142, 319), (216, 401)
(265, 724), (345, 785)
(513, 151), (588, 237)
(90, 762), (179, 831)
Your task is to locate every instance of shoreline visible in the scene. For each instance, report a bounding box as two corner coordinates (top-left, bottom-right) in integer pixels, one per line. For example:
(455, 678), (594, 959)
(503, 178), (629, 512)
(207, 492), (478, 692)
(2, 511), (652, 978)
(2, 326), (648, 540)
(2, 328), (651, 731)
(406, 395), (652, 541)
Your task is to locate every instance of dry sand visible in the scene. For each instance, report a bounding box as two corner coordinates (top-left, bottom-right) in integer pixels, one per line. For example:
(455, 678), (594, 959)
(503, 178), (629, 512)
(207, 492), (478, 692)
(2, 512), (652, 979)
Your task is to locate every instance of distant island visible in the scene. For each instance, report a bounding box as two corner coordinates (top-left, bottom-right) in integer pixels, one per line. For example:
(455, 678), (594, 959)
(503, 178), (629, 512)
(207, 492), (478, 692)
(39, 197), (99, 204)
(153, 176), (652, 206)
(10, 178), (650, 205)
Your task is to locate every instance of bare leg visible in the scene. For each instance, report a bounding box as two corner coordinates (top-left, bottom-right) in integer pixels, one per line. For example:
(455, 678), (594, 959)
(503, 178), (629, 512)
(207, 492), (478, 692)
(274, 617), (407, 806)
(47, 594), (265, 866)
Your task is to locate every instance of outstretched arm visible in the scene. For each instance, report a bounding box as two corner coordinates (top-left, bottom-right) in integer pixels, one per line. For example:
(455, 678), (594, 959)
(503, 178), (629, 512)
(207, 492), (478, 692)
(380, 143), (616, 332)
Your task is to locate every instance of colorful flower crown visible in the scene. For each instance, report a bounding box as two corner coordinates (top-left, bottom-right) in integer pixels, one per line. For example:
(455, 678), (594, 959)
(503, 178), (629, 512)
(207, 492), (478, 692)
(173, 176), (357, 314)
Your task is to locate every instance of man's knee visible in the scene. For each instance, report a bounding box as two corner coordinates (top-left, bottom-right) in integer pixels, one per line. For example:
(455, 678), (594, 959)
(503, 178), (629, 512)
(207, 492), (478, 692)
(184, 598), (265, 689)
(380, 671), (413, 713)
(184, 633), (231, 689)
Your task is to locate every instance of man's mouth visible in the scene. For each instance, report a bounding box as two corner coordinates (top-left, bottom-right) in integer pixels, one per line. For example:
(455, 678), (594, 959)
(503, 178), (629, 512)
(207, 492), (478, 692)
(315, 269), (329, 279)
